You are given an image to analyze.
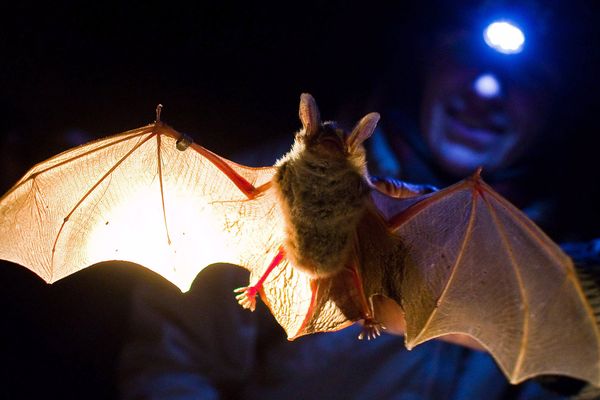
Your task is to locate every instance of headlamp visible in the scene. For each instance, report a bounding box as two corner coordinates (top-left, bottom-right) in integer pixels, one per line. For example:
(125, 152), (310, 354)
(483, 20), (525, 55)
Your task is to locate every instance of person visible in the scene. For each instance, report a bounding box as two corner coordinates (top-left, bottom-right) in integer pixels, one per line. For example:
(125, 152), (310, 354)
(363, 1), (599, 242)
(118, 2), (599, 399)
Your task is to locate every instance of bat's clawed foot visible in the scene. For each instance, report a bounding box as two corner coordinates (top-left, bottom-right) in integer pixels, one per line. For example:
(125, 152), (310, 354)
(234, 285), (259, 311)
(358, 318), (385, 340)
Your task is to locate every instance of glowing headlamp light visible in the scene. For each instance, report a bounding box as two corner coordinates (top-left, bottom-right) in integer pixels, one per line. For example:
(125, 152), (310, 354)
(483, 20), (525, 54)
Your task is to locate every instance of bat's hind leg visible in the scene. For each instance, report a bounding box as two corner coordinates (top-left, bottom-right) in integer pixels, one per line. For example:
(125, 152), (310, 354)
(234, 247), (285, 312)
(358, 298), (385, 341)
(347, 262), (384, 340)
(234, 285), (260, 311)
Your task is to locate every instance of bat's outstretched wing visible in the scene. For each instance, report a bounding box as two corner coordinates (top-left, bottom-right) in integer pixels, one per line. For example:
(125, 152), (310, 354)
(0, 123), (276, 286)
(0, 121), (335, 338)
(376, 171), (600, 385)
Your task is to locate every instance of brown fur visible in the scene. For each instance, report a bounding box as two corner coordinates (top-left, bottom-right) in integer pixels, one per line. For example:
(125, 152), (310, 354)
(273, 122), (371, 278)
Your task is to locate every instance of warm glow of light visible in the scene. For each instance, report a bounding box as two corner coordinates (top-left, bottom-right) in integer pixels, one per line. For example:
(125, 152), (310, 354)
(484, 21), (525, 54)
(85, 182), (231, 292)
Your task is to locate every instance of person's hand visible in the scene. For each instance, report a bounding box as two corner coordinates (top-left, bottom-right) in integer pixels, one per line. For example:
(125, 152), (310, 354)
(370, 176), (437, 199)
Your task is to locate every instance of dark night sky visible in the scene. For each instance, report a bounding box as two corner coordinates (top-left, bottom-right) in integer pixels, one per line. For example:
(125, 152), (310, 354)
(0, 2), (598, 399)
(0, 3), (422, 168)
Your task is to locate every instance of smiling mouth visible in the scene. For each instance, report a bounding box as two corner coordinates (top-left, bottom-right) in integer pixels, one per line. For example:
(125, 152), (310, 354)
(446, 100), (508, 132)
(442, 100), (510, 149)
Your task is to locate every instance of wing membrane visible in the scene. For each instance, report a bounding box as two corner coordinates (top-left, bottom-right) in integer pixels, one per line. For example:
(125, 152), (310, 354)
(0, 123), (281, 291)
(389, 175), (600, 385)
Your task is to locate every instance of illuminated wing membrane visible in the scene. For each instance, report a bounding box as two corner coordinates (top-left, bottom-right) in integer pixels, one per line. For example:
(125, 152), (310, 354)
(0, 123), (281, 292)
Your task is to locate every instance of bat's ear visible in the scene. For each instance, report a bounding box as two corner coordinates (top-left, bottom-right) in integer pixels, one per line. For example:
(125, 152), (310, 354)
(348, 112), (380, 151)
(299, 93), (321, 136)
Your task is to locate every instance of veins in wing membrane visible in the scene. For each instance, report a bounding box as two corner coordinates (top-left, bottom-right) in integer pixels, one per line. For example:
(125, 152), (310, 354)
(409, 186), (479, 344)
(49, 132), (157, 274)
(482, 192), (529, 378)
(7, 127), (152, 197)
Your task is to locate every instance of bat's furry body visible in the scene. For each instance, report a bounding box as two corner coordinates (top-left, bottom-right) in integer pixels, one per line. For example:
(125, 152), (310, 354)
(274, 122), (371, 278)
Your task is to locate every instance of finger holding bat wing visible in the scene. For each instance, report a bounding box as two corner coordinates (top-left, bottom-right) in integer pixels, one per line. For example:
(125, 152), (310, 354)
(0, 94), (598, 387)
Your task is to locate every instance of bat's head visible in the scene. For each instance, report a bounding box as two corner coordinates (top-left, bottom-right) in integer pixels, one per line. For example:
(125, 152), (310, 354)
(296, 93), (380, 169)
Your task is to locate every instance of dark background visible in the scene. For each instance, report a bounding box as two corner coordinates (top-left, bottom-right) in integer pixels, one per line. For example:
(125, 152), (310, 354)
(0, 2), (417, 165)
(0, 2), (598, 399)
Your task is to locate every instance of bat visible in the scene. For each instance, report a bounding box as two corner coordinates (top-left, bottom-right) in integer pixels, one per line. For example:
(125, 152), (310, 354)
(0, 94), (598, 387)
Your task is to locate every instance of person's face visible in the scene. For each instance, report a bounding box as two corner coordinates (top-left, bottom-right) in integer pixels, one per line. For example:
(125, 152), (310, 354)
(420, 46), (552, 178)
